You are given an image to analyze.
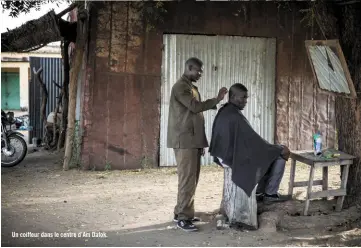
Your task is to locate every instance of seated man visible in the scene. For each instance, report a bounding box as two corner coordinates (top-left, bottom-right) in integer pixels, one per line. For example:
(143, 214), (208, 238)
(209, 83), (290, 203)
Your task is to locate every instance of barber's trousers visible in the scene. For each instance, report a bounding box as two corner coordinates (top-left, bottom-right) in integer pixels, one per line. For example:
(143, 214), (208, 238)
(256, 156), (286, 195)
(173, 148), (201, 221)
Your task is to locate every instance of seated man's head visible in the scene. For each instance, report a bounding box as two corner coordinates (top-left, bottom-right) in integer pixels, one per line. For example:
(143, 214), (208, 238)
(184, 57), (203, 82)
(229, 83), (248, 110)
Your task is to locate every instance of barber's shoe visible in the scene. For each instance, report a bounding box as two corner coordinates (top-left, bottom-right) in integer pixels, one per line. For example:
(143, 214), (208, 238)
(263, 193), (290, 204)
(173, 214), (201, 222)
(177, 220), (198, 232)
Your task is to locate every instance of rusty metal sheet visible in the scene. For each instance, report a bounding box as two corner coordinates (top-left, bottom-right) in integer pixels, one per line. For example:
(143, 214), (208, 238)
(81, 1), (337, 170)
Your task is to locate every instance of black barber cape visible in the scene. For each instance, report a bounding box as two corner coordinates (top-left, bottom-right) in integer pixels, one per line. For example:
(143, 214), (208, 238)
(209, 103), (283, 197)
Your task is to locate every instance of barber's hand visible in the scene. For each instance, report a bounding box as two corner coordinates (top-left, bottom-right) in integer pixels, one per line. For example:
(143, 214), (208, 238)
(281, 146), (290, 160)
(201, 148), (205, 156)
(217, 87), (228, 102)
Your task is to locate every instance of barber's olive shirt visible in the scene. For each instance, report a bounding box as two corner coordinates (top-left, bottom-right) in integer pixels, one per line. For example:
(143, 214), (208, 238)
(167, 75), (219, 148)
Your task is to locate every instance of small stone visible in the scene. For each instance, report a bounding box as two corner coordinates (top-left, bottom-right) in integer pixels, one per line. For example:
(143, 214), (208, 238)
(217, 220), (229, 230)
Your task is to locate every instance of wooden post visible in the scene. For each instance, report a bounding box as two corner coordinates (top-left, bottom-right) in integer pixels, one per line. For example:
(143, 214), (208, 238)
(304, 165), (315, 216)
(57, 41), (70, 150)
(288, 159), (296, 196)
(336, 164), (350, 211)
(63, 5), (88, 170)
(222, 165), (258, 229)
(49, 81), (63, 150)
(322, 167), (329, 200)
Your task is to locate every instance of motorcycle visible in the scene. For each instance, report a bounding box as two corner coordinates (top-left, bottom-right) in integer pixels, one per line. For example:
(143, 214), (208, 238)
(1, 110), (28, 167)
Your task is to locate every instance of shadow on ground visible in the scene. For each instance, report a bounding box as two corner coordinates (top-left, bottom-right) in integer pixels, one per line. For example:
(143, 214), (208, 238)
(2, 150), (361, 247)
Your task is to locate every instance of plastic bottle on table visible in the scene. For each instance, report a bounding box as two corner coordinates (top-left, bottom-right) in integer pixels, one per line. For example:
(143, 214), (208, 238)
(313, 132), (322, 156)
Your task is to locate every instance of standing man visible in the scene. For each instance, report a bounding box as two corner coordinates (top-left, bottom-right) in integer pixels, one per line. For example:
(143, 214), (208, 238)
(167, 57), (228, 232)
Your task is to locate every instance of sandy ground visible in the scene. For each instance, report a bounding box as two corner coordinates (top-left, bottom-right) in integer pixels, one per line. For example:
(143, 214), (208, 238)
(1, 150), (361, 247)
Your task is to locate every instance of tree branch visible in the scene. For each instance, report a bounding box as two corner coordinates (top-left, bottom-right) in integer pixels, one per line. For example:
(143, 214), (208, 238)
(33, 66), (48, 134)
(56, 2), (78, 18)
(52, 80), (62, 89)
(33, 67), (43, 75)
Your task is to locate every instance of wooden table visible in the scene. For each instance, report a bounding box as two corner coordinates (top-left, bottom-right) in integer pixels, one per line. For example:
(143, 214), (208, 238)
(288, 149), (356, 216)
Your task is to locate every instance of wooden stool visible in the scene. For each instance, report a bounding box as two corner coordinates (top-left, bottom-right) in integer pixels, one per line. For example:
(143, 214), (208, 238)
(288, 149), (355, 216)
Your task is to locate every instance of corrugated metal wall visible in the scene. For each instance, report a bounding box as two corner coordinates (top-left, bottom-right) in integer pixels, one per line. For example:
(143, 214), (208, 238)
(29, 57), (63, 142)
(160, 34), (276, 166)
(82, 1), (336, 170)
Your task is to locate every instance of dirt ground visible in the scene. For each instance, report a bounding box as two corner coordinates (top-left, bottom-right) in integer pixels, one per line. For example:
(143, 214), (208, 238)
(1, 149), (361, 247)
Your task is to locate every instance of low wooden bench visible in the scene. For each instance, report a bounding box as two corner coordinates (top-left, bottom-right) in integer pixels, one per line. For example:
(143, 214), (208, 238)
(288, 149), (356, 216)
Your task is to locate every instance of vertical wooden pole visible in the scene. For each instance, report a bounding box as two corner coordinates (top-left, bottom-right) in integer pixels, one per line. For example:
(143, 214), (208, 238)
(336, 164), (350, 211)
(304, 165), (315, 216)
(322, 166), (329, 200)
(63, 4), (88, 170)
(288, 159), (296, 196)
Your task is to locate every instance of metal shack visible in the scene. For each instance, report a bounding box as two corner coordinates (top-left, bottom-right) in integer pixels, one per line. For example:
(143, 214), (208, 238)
(78, 1), (336, 170)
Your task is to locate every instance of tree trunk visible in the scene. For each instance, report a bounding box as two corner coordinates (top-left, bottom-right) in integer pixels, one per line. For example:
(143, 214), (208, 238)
(335, 98), (361, 207)
(62, 6), (88, 170)
(334, 4), (361, 207)
(50, 83), (63, 149)
(222, 165), (258, 230)
(33, 67), (48, 141)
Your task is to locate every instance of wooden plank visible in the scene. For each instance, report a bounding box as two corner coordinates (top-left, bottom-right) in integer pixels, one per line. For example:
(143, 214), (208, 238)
(291, 149), (356, 164)
(336, 164), (350, 211)
(290, 152), (314, 166)
(288, 159), (296, 196)
(222, 166), (257, 229)
(322, 167), (328, 200)
(294, 180), (323, 187)
(324, 149), (356, 159)
(304, 166), (315, 216)
(310, 189), (346, 199)
(333, 40), (357, 98)
(314, 160), (353, 167)
(305, 39), (339, 47)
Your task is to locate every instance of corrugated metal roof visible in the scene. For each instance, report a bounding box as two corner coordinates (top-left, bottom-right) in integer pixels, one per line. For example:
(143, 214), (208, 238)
(308, 45), (351, 94)
(160, 34), (276, 166)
